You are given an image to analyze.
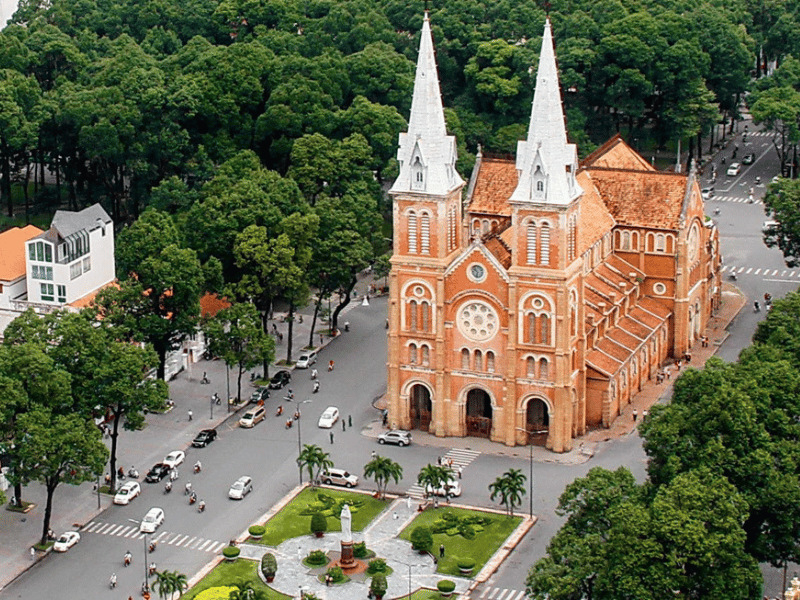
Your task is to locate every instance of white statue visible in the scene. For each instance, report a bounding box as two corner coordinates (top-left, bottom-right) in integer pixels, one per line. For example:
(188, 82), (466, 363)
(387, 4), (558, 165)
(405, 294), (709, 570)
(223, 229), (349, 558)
(340, 504), (352, 542)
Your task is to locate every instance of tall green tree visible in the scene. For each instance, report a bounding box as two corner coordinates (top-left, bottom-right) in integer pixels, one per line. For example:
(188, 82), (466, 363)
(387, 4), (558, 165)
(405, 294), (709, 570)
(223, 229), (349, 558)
(762, 178), (800, 266)
(14, 408), (108, 546)
(363, 455), (403, 499)
(297, 444), (334, 485)
(416, 464), (454, 499)
(489, 468), (527, 516)
(203, 302), (275, 402)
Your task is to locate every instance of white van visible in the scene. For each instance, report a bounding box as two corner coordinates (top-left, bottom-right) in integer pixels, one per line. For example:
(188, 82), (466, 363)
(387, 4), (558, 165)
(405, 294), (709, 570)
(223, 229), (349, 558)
(239, 406), (266, 428)
(296, 350), (317, 369)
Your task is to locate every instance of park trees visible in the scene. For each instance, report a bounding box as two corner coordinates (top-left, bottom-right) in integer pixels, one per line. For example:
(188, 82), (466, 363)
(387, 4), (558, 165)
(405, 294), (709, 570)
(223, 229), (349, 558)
(488, 468), (526, 516)
(762, 178), (800, 266)
(203, 302), (275, 402)
(363, 455), (403, 499)
(297, 444), (334, 485)
(416, 464), (455, 500)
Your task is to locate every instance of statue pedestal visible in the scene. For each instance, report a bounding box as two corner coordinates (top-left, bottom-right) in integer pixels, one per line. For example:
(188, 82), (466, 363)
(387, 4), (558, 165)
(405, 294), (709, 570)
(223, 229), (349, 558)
(339, 540), (355, 568)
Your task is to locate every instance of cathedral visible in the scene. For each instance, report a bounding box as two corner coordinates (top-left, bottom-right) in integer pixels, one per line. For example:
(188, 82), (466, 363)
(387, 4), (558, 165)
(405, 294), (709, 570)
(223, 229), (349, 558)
(386, 15), (722, 452)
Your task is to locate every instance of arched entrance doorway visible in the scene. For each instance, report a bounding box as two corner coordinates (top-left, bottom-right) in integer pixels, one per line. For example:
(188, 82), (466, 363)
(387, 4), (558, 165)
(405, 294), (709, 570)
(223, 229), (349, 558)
(526, 398), (550, 446)
(409, 384), (432, 432)
(466, 389), (492, 438)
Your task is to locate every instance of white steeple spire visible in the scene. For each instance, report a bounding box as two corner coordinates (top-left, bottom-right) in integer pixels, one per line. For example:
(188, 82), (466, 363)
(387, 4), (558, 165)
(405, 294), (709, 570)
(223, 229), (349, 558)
(510, 18), (581, 205)
(391, 12), (463, 196)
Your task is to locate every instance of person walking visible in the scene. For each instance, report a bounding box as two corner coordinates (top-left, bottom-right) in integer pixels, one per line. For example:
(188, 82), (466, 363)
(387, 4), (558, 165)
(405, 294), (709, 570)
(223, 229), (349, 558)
(330, 431), (334, 444)
(348, 415), (352, 427)
(188, 409), (193, 421)
(439, 544), (445, 559)
(633, 409), (638, 422)
(342, 420), (346, 432)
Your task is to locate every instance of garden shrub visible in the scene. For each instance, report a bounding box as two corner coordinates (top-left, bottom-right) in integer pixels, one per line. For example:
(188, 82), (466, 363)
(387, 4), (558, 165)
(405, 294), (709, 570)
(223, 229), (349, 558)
(370, 573), (388, 596)
(195, 586), (237, 600)
(310, 512), (327, 535)
(261, 552), (278, 578)
(367, 558), (388, 574)
(326, 565), (345, 583)
(249, 525), (265, 537)
(438, 580), (456, 593)
(458, 522), (476, 540)
(457, 558), (476, 570)
(353, 541), (368, 558)
(307, 550), (328, 565)
(222, 546), (240, 559)
(410, 525), (433, 552)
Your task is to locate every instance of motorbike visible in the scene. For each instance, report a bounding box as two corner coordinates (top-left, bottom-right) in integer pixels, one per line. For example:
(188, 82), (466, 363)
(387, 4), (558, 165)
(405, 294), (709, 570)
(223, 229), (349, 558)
(109, 575), (117, 589)
(189, 492), (197, 505)
(198, 501), (206, 513)
(164, 481), (172, 494)
(276, 405), (283, 417)
(124, 552), (132, 567)
(184, 482), (193, 495)
(128, 467), (139, 479)
(285, 419), (293, 429)
(149, 541), (157, 553)
(313, 381), (320, 393)
(194, 462), (202, 474)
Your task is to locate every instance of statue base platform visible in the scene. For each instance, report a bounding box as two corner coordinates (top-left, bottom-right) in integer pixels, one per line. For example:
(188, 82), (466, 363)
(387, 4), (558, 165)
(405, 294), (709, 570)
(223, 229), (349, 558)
(335, 540), (366, 574)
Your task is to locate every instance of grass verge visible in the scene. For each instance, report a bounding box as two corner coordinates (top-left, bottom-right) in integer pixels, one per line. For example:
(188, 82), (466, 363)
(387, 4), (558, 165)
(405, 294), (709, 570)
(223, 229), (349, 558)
(399, 507), (521, 577)
(182, 559), (290, 600)
(256, 487), (388, 547)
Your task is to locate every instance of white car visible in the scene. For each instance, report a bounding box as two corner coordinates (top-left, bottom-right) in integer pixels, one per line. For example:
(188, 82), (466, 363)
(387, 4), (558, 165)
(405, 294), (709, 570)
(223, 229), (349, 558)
(163, 450), (185, 469)
(53, 531), (80, 552)
(228, 476), (253, 499)
(296, 350), (317, 369)
(317, 406), (340, 428)
(140, 507), (165, 533)
(113, 481), (142, 505)
(726, 163), (741, 176)
(425, 479), (462, 498)
(320, 468), (358, 488)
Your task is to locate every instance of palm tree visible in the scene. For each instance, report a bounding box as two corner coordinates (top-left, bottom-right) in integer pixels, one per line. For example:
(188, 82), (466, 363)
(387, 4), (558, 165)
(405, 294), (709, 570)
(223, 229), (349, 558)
(363, 455), (403, 499)
(298, 444), (334, 485)
(416, 464), (454, 498)
(153, 569), (188, 599)
(489, 468), (527, 516)
(172, 571), (188, 597)
(229, 579), (265, 599)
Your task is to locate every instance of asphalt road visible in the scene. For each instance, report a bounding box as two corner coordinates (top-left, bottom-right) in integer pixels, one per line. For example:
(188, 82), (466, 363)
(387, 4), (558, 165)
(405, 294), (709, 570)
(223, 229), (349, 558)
(3, 124), (792, 600)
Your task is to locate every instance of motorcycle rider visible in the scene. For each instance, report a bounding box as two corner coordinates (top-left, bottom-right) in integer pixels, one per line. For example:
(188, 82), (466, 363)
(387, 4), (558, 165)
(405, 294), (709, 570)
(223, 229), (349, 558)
(124, 550), (132, 566)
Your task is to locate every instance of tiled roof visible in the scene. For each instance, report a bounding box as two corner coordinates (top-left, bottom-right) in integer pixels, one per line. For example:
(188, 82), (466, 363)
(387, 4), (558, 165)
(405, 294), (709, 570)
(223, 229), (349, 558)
(484, 236), (512, 269)
(0, 225), (44, 281)
(468, 158), (516, 216)
(576, 171), (615, 255)
(618, 315), (651, 340)
(49, 204), (112, 240)
(587, 168), (687, 230)
(581, 134), (654, 171)
(200, 293), (231, 318)
(638, 296), (672, 319)
(68, 281), (118, 308)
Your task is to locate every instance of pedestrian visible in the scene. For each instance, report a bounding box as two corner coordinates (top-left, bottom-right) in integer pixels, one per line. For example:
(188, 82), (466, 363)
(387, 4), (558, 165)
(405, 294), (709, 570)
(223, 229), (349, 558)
(371, 450), (376, 459)
(457, 466), (462, 479)
(642, 410), (648, 419)
(188, 409), (193, 421)
(393, 511), (398, 520)
(437, 456), (442, 466)
(342, 420), (346, 432)
(330, 431), (334, 444)
(666, 366), (672, 379)
(30, 547), (35, 561)
(633, 409), (638, 422)
(406, 496), (412, 510)
(439, 544), (445, 558)
(348, 415), (352, 427)
(320, 334), (324, 345)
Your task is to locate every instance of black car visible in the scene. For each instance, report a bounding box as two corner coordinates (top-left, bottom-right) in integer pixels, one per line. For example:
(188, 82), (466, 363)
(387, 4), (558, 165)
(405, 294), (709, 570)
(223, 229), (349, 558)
(250, 387), (270, 403)
(743, 153), (755, 165)
(268, 370), (292, 389)
(192, 429), (218, 448)
(144, 463), (171, 483)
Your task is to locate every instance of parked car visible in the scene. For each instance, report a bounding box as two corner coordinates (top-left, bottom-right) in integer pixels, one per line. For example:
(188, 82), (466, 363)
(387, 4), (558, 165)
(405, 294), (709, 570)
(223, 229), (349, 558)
(320, 468), (358, 488)
(53, 531), (80, 552)
(742, 153), (755, 165)
(701, 187), (714, 200)
(268, 370), (292, 389)
(162, 450), (185, 469)
(239, 406), (266, 428)
(192, 429), (217, 448)
(250, 387), (270, 403)
(425, 479), (462, 497)
(295, 351), (317, 369)
(317, 406), (340, 428)
(144, 463), (171, 483)
(763, 220), (779, 232)
(726, 162), (741, 176)
(228, 476), (254, 499)
(377, 430), (412, 447)
(139, 507), (165, 533)
(113, 481), (142, 505)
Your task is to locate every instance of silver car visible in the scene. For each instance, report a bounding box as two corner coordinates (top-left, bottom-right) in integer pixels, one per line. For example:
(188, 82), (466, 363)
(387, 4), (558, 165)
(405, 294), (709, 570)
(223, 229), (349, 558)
(377, 430), (412, 447)
(228, 476), (253, 500)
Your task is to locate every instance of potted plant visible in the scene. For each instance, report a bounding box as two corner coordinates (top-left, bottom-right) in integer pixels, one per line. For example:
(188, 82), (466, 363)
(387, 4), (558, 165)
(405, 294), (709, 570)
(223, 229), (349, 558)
(310, 512), (327, 538)
(261, 552), (278, 583)
(222, 545), (240, 562)
(438, 580), (456, 597)
(370, 573), (388, 600)
(249, 525), (265, 540)
(457, 558), (475, 575)
(410, 525), (433, 554)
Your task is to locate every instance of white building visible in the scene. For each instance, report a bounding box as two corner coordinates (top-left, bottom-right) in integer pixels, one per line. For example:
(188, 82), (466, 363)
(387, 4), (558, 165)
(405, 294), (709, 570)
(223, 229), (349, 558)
(0, 204), (115, 338)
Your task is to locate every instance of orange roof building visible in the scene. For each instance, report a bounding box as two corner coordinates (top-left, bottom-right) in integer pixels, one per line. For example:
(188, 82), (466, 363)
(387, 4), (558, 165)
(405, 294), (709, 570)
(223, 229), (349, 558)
(386, 15), (722, 452)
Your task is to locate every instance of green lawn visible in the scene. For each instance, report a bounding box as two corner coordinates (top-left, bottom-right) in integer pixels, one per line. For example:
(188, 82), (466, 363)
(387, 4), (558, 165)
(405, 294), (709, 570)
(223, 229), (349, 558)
(397, 589), (459, 600)
(399, 507), (522, 577)
(182, 559), (290, 600)
(256, 487), (389, 547)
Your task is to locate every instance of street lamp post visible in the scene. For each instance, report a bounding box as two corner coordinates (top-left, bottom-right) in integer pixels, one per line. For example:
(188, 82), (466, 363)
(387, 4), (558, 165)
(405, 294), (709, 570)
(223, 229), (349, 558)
(127, 519), (149, 592)
(226, 363), (231, 413)
(294, 398), (312, 485)
(394, 559), (414, 599)
(516, 428), (534, 519)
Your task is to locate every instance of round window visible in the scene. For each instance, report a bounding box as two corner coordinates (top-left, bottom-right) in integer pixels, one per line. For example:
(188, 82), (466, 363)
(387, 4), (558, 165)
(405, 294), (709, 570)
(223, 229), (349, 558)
(413, 285), (425, 297)
(532, 297), (545, 310)
(653, 282), (667, 295)
(457, 301), (499, 342)
(467, 263), (487, 283)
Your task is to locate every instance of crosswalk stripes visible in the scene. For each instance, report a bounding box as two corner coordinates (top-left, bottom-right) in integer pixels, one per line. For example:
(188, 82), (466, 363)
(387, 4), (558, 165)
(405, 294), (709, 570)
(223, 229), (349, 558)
(81, 520), (227, 553)
(407, 448), (481, 499)
(721, 265), (798, 278)
(478, 586), (529, 600)
(707, 195), (762, 205)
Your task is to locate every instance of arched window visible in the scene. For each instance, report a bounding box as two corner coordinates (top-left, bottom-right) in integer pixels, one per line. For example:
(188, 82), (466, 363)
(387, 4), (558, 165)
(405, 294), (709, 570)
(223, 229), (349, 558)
(420, 213), (430, 255)
(621, 231), (631, 250)
(408, 300), (417, 330)
(538, 314), (550, 345)
(486, 351), (495, 372)
(461, 348), (470, 370)
(539, 358), (549, 379)
(570, 304), (577, 337)
(526, 356), (536, 378)
(482, 219), (490, 234)
(421, 302), (430, 332)
(527, 312), (536, 344)
(448, 206), (456, 251)
(655, 233), (666, 252)
(408, 212), (418, 254)
(536, 180), (544, 191)
(474, 350), (483, 371)
(540, 224), (550, 265)
(421, 345), (430, 366)
(527, 224), (537, 265)
(409, 343), (417, 364)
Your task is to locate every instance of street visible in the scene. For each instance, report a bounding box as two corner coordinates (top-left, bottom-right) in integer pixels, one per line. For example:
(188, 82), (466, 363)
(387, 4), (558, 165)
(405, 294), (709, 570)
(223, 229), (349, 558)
(1, 123), (794, 600)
